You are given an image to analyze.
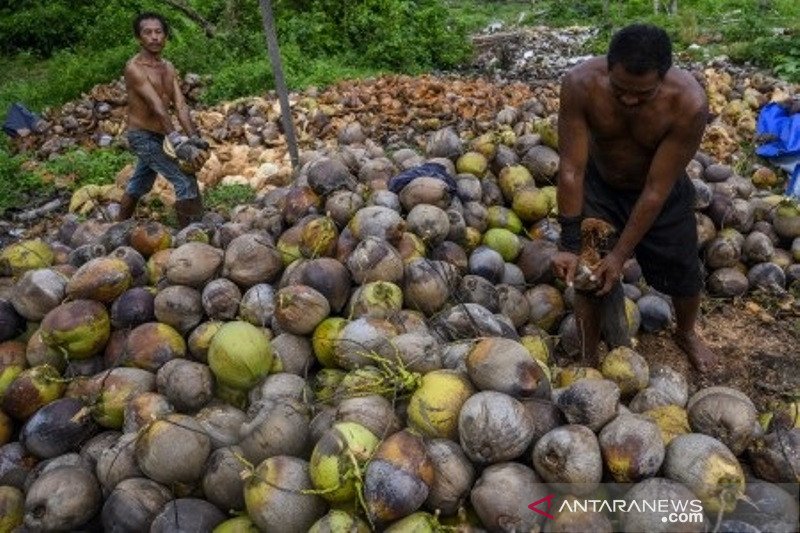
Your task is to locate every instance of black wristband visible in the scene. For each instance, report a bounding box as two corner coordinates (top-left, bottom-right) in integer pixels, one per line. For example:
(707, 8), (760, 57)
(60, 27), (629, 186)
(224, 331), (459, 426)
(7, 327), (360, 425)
(557, 214), (582, 254)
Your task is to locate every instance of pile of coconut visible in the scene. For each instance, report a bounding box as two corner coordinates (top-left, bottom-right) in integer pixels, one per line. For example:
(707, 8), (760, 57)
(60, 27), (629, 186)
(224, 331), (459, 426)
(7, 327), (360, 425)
(0, 122), (798, 532)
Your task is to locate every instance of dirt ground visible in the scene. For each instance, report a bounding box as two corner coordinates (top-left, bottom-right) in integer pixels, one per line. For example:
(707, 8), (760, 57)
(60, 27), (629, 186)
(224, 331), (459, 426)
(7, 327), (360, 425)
(636, 295), (800, 411)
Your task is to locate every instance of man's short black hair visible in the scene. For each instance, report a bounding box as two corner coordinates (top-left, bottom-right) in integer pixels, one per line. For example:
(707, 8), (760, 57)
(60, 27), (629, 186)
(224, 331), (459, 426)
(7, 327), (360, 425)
(607, 24), (672, 77)
(133, 12), (170, 38)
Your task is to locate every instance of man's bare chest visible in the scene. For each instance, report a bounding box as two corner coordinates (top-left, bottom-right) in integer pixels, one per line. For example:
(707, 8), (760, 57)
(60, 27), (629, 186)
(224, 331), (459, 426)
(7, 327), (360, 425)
(586, 101), (672, 150)
(141, 64), (173, 103)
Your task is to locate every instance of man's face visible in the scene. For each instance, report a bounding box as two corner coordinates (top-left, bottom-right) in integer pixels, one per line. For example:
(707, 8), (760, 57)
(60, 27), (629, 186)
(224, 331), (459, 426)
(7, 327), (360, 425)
(137, 19), (167, 54)
(608, 64), (662, 108)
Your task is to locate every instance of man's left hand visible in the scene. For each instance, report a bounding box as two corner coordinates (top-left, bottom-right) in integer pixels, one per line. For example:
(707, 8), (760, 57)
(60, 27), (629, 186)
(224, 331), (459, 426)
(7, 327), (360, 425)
(592, 251), (625, 296)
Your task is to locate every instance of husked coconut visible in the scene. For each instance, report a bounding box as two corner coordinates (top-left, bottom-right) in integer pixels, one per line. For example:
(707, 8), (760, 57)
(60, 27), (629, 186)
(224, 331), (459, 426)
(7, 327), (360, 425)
(459, 391), (534, 464)
(533, 425), (602, 494)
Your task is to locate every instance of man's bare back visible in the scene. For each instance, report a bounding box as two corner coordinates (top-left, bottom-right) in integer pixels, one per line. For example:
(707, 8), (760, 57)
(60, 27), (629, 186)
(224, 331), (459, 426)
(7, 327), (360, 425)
(125, 55), (178, 134)
(566, 56), (707, 190)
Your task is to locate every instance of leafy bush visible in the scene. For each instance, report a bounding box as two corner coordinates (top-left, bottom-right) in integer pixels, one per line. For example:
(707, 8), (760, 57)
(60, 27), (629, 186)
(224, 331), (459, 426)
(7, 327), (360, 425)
(39, 148), (134, 188)
(0, 142), (52, 214)
(204, 183), (256, 211)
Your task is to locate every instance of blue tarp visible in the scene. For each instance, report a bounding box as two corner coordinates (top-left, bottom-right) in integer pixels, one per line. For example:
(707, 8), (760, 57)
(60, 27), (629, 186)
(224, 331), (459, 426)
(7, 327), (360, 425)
(2, 103), (42, 137)
(756, 102), (800, 198)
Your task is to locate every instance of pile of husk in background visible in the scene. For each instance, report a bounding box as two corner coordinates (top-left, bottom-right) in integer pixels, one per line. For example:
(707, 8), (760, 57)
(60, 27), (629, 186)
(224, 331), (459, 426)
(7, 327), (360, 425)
(0, 95), (798, 530)
(7, 43), (798, 210)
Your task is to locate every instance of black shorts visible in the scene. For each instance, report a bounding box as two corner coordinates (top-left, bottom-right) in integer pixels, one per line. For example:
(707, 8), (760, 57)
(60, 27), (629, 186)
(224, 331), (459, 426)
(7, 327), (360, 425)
(583, 160), (703, 298)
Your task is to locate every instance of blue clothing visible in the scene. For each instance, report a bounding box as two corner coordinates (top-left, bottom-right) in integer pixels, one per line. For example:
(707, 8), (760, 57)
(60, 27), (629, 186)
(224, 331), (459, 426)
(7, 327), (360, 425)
(126, 129), (199, 201)
(387, 162), (458, 196)
(756, 102), (800, 197)
(3, 103), (42, 137)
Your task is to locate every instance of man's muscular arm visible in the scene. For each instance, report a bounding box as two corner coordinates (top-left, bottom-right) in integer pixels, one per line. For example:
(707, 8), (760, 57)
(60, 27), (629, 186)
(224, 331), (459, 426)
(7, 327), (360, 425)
(553, 70), (591, 284)
(594, 94), (708, 295)
(170, 65), (197, 138)
(125, 63), (175, 134)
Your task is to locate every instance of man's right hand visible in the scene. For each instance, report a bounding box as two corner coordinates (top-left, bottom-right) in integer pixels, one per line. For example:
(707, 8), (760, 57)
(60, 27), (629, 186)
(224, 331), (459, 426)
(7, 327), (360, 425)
(188, 135), (210, 150)
(174, 141), (205, 166)
(552, 251), (580, 286)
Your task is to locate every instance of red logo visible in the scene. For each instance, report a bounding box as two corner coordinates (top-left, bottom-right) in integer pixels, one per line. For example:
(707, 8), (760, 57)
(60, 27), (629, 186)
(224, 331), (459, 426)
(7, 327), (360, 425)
(528, 494), (556, 520)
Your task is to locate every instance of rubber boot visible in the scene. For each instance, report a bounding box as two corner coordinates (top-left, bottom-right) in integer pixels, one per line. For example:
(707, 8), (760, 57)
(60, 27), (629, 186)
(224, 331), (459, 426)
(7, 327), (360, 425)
(174, 195), (204, 229)
(117, 193), (139, 221)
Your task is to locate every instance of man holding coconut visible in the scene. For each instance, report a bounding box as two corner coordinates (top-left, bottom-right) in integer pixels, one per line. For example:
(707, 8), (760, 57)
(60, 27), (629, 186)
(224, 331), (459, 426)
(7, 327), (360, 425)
(552, 24), (718, 372)
(118, 12), (209, 227)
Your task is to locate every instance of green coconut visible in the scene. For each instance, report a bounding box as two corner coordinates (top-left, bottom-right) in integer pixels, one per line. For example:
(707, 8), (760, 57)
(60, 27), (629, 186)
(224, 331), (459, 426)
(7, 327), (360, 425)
(471, 132), (498, 160)
(0, 239), (54, 276)
(498, 165), (534, 201)
(486, 205), (523, 234)
(92, 367), (156, 429)
(40, 299), (110, 360)
(312, 318), (347, 368)
(213, 516), (260, 533)
(2, 364), (65, 420)
(407, 370), (475, 439)
(66, 257), (132, 303)
(456, 151), (488, 178)
(348, 281), (404, 320)
(309, 421), (380, 503)
(512, 186), (552, 223)
(308, 510), (370, 533)
(482, 228), (521, 262)
(208, 321), (273, 390)
(0, 341), (26, 399)
(300, 216), (339, 258)
(119, 323), (183, 372)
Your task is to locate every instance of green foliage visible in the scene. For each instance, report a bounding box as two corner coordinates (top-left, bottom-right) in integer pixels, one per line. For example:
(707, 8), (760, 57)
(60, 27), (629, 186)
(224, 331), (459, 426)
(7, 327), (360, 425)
(39, 148), (134, 188)
(0, 0), (471, 118)
(0, 140), (52, 214)
(277, 0), (470, 71)
(0, 46), (131, 118)
(204, 183), (256, 212)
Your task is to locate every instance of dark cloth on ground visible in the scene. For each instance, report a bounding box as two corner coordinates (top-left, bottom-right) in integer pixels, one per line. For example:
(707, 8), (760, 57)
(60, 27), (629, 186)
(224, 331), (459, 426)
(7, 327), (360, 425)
(387, 162), (458, 196)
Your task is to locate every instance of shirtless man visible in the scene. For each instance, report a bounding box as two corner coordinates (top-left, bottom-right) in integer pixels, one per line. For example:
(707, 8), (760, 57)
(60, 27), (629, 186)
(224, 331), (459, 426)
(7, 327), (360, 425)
(119, 12), (208, 227)
(552, 24), (718, 372)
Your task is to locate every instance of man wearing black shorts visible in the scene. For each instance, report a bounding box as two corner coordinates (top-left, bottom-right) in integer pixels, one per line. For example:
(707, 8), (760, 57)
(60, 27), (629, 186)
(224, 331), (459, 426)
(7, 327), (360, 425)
(552, 24), (717, 372)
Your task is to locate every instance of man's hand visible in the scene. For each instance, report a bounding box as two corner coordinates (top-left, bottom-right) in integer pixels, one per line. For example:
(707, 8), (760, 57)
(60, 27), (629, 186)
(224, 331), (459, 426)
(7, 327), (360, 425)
(166, 132), (203, 163)
(591, 251), (625, 296)
(188, 135), (210, 150)
(553, 251), (580, 286)
(174, 141), (205, 166)
(164, 132), (208, 173)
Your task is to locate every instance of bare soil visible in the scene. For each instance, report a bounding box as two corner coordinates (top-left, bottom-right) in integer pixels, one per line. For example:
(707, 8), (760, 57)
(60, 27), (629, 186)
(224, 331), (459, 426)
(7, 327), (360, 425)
(636, 296), (800, 411)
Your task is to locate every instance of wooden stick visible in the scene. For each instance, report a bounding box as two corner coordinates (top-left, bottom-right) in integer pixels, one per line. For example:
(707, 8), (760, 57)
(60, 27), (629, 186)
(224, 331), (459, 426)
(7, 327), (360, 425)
(258, 0), (300, 171)
(12, 198), (65, 222)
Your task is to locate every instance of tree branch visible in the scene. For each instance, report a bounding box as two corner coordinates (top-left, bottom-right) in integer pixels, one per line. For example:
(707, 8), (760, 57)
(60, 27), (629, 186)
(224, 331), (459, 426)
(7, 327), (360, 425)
(162, 0), (217, 37)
